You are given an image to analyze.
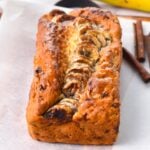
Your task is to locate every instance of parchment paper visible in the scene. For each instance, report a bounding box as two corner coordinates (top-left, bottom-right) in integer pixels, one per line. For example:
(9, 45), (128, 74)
(0, 0), (150, 149)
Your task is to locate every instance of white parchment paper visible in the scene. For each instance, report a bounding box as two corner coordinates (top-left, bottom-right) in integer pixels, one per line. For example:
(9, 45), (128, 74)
(0, 0), (150, 150)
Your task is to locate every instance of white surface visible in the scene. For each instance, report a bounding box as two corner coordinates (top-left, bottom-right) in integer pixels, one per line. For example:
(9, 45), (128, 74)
(0, 0), (150, 150)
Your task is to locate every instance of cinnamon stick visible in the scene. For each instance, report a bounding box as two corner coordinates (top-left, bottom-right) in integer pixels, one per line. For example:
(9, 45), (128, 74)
(123, 47), (150, 83)
(118, 15), (150, 22)
(134, 20), (145, 62)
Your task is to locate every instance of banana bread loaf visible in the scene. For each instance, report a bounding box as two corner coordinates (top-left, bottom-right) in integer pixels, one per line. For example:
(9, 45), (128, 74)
(26, 7), (122, 145)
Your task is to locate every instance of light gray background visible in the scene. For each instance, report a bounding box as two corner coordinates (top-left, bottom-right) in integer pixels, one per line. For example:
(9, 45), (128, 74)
(0, 0), (150, 149)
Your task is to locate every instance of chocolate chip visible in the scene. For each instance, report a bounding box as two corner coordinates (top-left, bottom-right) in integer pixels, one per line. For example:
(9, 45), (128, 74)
(79, 50), (91, 57)
(39, 84), (47, 91)
(35, 67), (42, 74)
(112, 102), (120, 108)
(36, 138), (41, 141)
(105, 129), (110, 133)
(43, 108), (70, 121)
(101, 92), (109, 98)
(85, 98), (91, 101)
(104, 15), (110, 19)
(82, 113), (87, 120)
(114, 125), (119, 133)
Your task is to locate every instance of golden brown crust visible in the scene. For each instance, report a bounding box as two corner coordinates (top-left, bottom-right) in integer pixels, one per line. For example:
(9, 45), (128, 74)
(26, 7), (122, 145)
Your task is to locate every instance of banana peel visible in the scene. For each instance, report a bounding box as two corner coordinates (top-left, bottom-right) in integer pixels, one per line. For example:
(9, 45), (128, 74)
(98, 0), (150, 12)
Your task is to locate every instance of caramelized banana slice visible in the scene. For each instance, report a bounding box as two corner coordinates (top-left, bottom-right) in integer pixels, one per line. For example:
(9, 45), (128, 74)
(43, 98), (78, 123)
(67, 62), (93, 74)
(97, 34), (107, 47)
(63, 79), (79, 90)
(65, 72), (89, 81)
(72, 55), (92, 65)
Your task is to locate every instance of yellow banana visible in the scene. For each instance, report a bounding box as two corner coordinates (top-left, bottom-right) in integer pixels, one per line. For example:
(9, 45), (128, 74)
(98, 0), (150, 12)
